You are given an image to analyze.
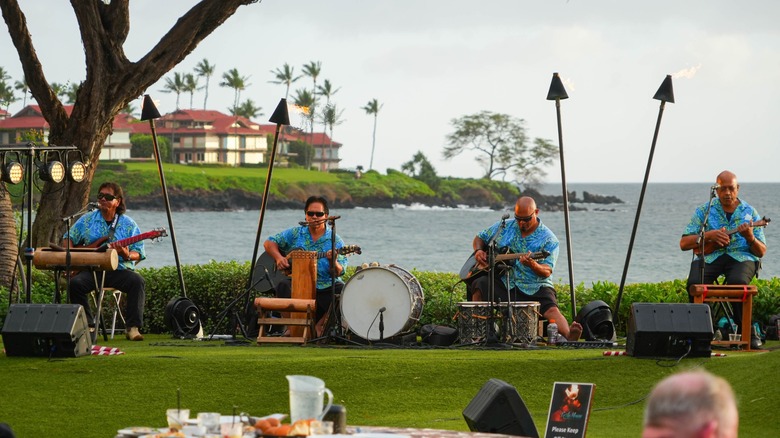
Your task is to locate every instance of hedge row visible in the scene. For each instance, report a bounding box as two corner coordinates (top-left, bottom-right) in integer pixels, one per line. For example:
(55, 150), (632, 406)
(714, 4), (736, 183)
(2, 262), (778, 337)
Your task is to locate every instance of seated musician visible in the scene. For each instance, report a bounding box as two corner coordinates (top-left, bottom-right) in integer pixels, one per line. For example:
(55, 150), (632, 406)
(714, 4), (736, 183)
(263, 196), (348, 336)
(467, 196), (582, 341)
(63, 182), (147, 341)
(680, 170), (766, 348)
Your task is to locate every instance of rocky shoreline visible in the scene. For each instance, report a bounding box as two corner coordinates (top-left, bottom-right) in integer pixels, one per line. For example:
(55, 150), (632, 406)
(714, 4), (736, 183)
(128, 187), (624, 212)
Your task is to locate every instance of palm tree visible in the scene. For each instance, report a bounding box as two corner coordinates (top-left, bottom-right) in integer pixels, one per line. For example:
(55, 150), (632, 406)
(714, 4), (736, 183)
(13, 80), (29, 106)
(231, 99), (263, 119)
(302, 61), (322, 169)
(220, 68), (250, 111)
(319, 103), (345, 171)
(268, 63), (301, 99)
(292, 88), (317, 169)
(63, 82), (79, 104)
(362, 98), (383, 170)
(183, 73), (199, 109)
(50, 82), (67, 100)
(160, 72), (186, 110)
(316, 79), (340, 106)
(194, 58), (216, 110)
(0, 82), (16, 111)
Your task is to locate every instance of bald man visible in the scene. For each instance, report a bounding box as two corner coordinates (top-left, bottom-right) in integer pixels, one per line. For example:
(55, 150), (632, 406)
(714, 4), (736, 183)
(643, 370), (739, 438)
(468, 196), (582, 341)
(680, 171), (766, 347)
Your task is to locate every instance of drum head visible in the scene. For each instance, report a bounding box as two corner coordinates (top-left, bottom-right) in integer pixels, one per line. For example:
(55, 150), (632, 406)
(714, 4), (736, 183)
(341, 266), (419, 341)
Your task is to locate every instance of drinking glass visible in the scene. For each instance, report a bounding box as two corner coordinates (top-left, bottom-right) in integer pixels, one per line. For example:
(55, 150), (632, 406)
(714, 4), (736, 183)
(166, 408), (190, 430)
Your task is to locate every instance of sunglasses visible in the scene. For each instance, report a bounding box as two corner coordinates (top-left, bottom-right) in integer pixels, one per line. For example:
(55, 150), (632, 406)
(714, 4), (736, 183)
(514, 213), (534, 222)
(306, 211), (326, 217)
(97, 193), (118, 201)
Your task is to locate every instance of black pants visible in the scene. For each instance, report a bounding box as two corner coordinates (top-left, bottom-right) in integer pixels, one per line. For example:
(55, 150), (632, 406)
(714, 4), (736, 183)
(69, 270), (146, 328)
(274, 277), (344, 322)
(686, 254), (758, 325)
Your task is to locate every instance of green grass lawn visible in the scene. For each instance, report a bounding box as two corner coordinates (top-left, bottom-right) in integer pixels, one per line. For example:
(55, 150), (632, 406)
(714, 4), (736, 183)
(1, 336), (777, 437)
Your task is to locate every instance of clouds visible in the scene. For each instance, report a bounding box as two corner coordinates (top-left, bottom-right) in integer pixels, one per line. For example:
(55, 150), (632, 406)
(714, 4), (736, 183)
(2, 0), (779, 182)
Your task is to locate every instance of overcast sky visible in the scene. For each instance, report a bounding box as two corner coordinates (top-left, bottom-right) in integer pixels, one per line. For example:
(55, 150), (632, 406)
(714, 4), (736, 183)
(2, 0), (779, 183)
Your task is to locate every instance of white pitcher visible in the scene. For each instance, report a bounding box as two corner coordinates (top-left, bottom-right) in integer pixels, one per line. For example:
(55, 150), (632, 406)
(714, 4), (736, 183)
(286, 375), (334, 423)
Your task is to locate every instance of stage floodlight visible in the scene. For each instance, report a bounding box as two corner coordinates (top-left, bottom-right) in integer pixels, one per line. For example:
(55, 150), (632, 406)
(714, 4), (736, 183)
(67, 160), (87, 182)
(2, 158), (24, 185)
(38, 160), (65, 183)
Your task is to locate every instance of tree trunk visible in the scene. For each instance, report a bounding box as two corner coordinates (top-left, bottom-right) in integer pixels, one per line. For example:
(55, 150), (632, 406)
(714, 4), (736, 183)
(0, 186), (20, 297)
(0, 0), (259, 251)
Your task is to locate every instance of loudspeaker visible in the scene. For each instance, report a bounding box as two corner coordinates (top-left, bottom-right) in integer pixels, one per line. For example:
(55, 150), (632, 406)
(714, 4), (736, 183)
(575, 300), (616, 341)
(463, 378), (539, 438)
(2, 304), (92, 357)
(626, 303), (713, 358)
(420, 324), (458, 346)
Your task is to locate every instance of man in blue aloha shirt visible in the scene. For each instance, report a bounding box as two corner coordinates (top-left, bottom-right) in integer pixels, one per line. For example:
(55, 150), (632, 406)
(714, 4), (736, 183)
(468, 196), (582, 341)
(680, 170), (767, 347)
(264, 195), (348, 336)
(64, 182), (147, 341)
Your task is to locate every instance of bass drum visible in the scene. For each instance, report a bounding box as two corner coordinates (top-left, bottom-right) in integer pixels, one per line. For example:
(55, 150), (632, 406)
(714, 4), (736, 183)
(340, 265), (424, 341)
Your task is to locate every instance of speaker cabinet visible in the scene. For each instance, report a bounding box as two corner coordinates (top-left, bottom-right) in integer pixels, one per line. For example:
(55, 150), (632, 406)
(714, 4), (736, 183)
(2, 304), (92, 357)
(463, 378), (539, 438)
(626, 303), (713, 358)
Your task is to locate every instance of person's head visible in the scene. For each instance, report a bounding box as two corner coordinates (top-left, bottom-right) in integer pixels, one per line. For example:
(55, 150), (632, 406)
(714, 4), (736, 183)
(715, 171), (740, 212)
(97, 182), (126, 215)
(513, 196), (539, 232)
(643, 370), (738, 438)
(304, 195), (329, 222)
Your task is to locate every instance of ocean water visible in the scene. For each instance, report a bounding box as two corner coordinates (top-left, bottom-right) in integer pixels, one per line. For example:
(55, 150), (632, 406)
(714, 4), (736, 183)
(128, 183), (778, 285)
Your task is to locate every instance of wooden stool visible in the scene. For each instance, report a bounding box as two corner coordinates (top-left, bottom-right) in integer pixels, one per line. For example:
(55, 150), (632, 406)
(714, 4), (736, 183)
(690, 284), (758, 351)
(254, 297), (316, 344)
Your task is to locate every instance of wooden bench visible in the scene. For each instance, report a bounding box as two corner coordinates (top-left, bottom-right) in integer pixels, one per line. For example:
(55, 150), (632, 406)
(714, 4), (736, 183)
(254, 297), (316, 344)
(689, 284), (758, 351)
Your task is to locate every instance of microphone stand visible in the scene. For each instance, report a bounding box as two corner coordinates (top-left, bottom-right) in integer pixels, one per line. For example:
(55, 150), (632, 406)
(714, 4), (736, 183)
(697, 187), (718, 285)
(310, 216), (360, 346)
(60, 203), (97, 303)
(484, 214), (510, 345)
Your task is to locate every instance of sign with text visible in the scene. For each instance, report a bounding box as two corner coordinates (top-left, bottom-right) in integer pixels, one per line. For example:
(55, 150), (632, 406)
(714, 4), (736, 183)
(544, 382), (595, 438)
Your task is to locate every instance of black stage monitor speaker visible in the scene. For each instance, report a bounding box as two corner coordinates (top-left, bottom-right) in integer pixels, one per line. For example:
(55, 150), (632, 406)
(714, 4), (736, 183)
(626, 303), (713, 358)
(463, 378), (539, 438)
(575, 300), (616, 341)
(2, 304), (92, 357)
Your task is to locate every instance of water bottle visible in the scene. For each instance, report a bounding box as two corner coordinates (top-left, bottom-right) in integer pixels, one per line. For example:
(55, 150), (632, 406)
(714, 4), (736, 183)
(547, 319), (559, 345)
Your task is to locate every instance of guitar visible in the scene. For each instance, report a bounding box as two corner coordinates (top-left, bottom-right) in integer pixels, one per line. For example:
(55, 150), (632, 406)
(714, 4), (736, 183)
(258, 245), (362, 277)
(82, 228), (168, 251)
(459, 249), (551, 283)
(694, 217), (770, 255)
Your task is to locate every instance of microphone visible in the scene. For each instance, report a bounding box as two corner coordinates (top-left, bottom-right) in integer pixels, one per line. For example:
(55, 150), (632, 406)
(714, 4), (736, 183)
(327, 215), (341, 221)
(501, 213), (510, 220)
(711, 184), (720, 191)
(87, 202), (100, 210)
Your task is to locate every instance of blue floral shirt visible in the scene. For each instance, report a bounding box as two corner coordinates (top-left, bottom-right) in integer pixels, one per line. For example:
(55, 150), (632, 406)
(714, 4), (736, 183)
(63, 210), (146, 271)
(683, 198), (765, 264)
(269, 225), (348, 290)
(477, 218), (560, 295)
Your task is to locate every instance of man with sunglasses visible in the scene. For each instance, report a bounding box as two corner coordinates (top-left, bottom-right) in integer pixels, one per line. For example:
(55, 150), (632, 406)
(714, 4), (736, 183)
(263, 195), (348, 336)
(680, 170), (766, 349)
(63, 182), (147, 341)
(468, 196), (582, 341)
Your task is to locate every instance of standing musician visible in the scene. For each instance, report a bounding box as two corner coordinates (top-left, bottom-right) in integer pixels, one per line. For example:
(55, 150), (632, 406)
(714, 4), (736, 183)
(680, 170), (766, 347)
(63, 182), (147, 341)
(263, 196), (348, 336)
(468, 196), (582, 341)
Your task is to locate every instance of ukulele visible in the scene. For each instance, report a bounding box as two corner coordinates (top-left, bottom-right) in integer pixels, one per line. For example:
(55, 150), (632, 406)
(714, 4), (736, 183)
(694, 217), (770, 255)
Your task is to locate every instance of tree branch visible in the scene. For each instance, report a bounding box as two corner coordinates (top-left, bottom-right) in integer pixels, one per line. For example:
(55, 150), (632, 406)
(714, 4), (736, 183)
(0, 0), (67, 126)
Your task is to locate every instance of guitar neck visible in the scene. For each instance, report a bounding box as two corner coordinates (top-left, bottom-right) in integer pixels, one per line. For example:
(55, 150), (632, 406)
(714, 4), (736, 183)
(495, 251), (547, 263)
(724, 220), (768, 237)
(104, 231), (162, 249)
